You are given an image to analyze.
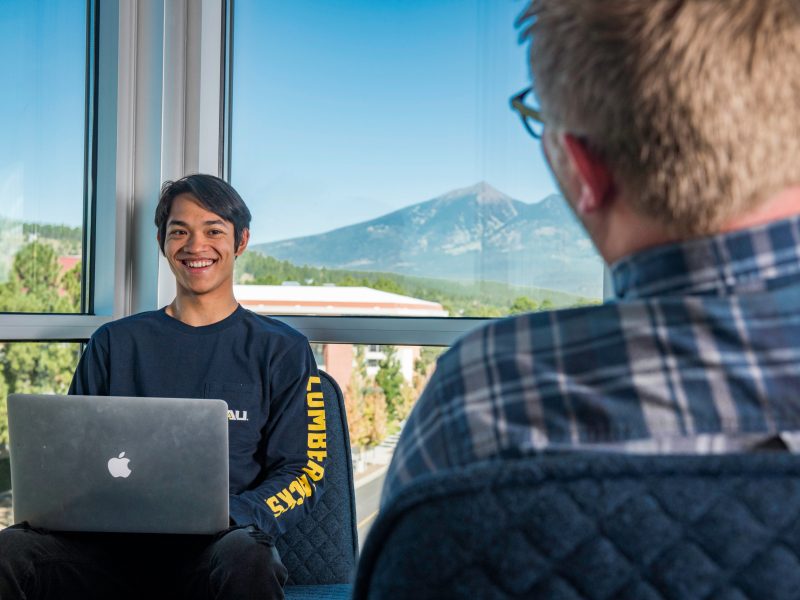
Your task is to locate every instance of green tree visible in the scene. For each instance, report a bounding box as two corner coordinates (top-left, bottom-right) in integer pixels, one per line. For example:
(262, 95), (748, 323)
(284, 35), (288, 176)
(345, 346), (371, 448)
(22, 223), (82, 256)
(14, 241), (60, 293)
(345, 346), (388, 449)
(0, 241), (82, 313)
(0, 341), (79, 448)
(361, 387), (388, 446)
(0, 242), (84, 447)
(232, 250), (594, 317)
(376, 346), (405, 423)
(0, 242), (63, 312)
(371, 277), (405, 295)
(344, 276), (372, 288)
(2, 343), (79, 396)
(406, 347), (442, 414)
(61, 261), (82, 312)
(23, 223), (82, 244)
(463, 304), (505, 318)
(509, 296), (540, 315)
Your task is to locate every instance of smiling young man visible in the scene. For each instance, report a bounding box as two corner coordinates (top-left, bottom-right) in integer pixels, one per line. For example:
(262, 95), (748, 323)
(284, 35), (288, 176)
(158, 180), (249, 324)
(0, 174), (324, 600)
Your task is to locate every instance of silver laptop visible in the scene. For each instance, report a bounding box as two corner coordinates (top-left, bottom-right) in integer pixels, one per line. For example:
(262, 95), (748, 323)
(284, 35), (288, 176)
(7, 394), (230, 535)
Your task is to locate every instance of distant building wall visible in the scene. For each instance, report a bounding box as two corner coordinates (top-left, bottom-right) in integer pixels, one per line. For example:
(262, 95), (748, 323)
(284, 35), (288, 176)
(323, 343), (354, 395)
(365, 345), (419, 384)
(236, 284), (440, 397)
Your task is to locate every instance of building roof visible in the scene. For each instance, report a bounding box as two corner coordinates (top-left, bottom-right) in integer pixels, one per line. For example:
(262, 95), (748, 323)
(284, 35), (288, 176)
(58, 255), (80, 274)
(234, 284), (448, 317)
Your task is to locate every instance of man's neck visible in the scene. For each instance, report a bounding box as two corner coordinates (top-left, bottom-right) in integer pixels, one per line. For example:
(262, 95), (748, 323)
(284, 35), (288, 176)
(722, 185), (800, 233)
(166, 294), (239, 327)
(601, 185), (800, 265)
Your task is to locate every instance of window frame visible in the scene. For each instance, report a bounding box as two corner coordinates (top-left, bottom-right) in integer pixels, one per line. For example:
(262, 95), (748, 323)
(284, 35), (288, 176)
(2, 0), (611, 350)
(220, 0), (611, 346)
(1, 0), (109, 342)
(223, 0), (509, 347)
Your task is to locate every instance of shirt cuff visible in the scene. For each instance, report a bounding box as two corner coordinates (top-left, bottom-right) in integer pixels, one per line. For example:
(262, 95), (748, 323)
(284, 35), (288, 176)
(228, 495), (254, 527)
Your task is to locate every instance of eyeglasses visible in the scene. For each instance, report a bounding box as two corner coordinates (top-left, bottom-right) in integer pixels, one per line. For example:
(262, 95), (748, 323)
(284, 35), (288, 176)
(510, 87), (544, 139)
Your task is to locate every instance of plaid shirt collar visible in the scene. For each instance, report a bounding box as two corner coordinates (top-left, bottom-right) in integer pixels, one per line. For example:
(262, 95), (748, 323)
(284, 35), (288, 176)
(611, 215), (800, 300)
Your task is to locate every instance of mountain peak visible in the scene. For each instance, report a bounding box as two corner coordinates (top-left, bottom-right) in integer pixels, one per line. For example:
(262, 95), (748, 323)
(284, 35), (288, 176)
(436, 181), (511, 204)
(537, 193), (566, 209)
(252, 182), (601, 298)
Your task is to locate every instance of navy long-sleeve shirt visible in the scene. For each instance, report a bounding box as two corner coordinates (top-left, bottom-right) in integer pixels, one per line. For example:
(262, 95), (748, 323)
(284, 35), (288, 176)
(69, 305), (326, 539)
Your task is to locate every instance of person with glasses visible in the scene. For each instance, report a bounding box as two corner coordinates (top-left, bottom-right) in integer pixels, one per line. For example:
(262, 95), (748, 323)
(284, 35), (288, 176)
(383, 0), (800, 504)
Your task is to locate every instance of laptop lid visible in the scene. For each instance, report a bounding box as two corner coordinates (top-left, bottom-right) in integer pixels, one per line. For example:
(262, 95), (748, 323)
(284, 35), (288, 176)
(8, 394), (229, 535)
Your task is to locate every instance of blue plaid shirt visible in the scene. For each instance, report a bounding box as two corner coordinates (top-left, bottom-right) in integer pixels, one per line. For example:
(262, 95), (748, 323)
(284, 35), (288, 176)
(383, 216), (800, 505)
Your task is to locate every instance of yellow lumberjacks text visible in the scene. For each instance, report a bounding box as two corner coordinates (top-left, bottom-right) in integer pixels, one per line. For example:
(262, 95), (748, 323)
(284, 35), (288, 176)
(265, 376), (327, 517)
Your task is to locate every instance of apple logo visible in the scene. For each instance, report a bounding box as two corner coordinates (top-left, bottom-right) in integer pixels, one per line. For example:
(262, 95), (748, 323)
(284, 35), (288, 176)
(107, 452), (132, 478)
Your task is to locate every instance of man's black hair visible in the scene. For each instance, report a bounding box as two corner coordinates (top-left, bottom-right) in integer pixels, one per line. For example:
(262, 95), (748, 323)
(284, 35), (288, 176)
(155, 174), (252, 255)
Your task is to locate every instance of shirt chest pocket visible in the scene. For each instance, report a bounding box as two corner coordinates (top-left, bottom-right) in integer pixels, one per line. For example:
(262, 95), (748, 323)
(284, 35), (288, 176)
(204, 382), (264, 446)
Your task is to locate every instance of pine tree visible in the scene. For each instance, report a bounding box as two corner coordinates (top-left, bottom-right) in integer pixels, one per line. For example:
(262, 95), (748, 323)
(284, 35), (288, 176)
(0, 242), (84, 447)
(376, 346), (405, 424)
(509, 296), (540, 314)
(345, 346), (388, 450)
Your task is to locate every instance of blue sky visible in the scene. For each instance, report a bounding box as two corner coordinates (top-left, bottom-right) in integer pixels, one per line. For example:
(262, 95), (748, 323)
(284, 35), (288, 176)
(230, 0), (558, 244)
(0, 0), (86, 228)
(1, 0), (559, 246)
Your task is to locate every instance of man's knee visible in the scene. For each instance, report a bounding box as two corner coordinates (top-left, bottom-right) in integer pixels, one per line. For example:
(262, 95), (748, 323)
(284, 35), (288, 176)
(211, 527), (288, 583)
(0, 526), (140, 600)
(0, 524), (54, 563)
(0, 524), (55, 596)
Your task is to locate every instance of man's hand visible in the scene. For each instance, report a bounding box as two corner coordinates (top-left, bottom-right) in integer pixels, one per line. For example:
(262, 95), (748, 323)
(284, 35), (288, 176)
(215, 523), (276, 546)
(246, 525), (276, 546)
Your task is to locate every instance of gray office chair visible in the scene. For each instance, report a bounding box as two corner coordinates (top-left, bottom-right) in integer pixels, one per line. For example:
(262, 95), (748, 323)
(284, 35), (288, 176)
(281, 370), (357, 600)
(355, 452), (800, 599)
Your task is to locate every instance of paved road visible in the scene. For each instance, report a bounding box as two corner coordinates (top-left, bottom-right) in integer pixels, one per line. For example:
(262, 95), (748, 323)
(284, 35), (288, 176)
(355, 468), (387, 549)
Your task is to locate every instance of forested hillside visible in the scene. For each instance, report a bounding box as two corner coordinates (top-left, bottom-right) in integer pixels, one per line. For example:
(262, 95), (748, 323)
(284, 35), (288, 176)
(235, 250), (598, 317)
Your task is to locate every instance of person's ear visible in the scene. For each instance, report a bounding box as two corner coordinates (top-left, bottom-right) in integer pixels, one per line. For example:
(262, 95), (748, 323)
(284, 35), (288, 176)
(561, 134), (614, 214)
(235, 228), (250, 257)
(156, 232), (164, 256)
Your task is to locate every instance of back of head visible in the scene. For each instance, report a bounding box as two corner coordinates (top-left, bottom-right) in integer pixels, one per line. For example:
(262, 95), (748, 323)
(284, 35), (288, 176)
(521, 0), (800, 236)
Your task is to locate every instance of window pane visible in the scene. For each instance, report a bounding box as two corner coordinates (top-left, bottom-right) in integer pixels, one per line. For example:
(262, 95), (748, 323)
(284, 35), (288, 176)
(229, 0), (604, 318)
(0, 341), (83, 527)
(313, 342), (444, 546)
(0, 1), (87, 314)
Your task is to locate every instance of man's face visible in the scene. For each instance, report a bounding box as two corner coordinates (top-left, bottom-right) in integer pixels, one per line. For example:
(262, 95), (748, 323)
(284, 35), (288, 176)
(162, 193), (248, 299)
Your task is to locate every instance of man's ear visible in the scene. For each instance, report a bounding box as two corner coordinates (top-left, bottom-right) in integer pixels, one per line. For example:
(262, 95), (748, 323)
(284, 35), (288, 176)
(236, 228), (250, 257)
(156, 232), (164, 256)
(561, 134), (614, 214)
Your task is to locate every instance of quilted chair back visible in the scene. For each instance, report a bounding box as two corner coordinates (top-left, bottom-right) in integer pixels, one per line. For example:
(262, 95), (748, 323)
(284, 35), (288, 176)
(354, 453), (800, 600)
(277, 370), (358, 585)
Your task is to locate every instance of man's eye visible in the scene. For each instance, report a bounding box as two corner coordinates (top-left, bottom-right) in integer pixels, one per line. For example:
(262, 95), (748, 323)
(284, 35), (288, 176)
(209, 229), (224, 236)
(169, 230), (186, 236)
